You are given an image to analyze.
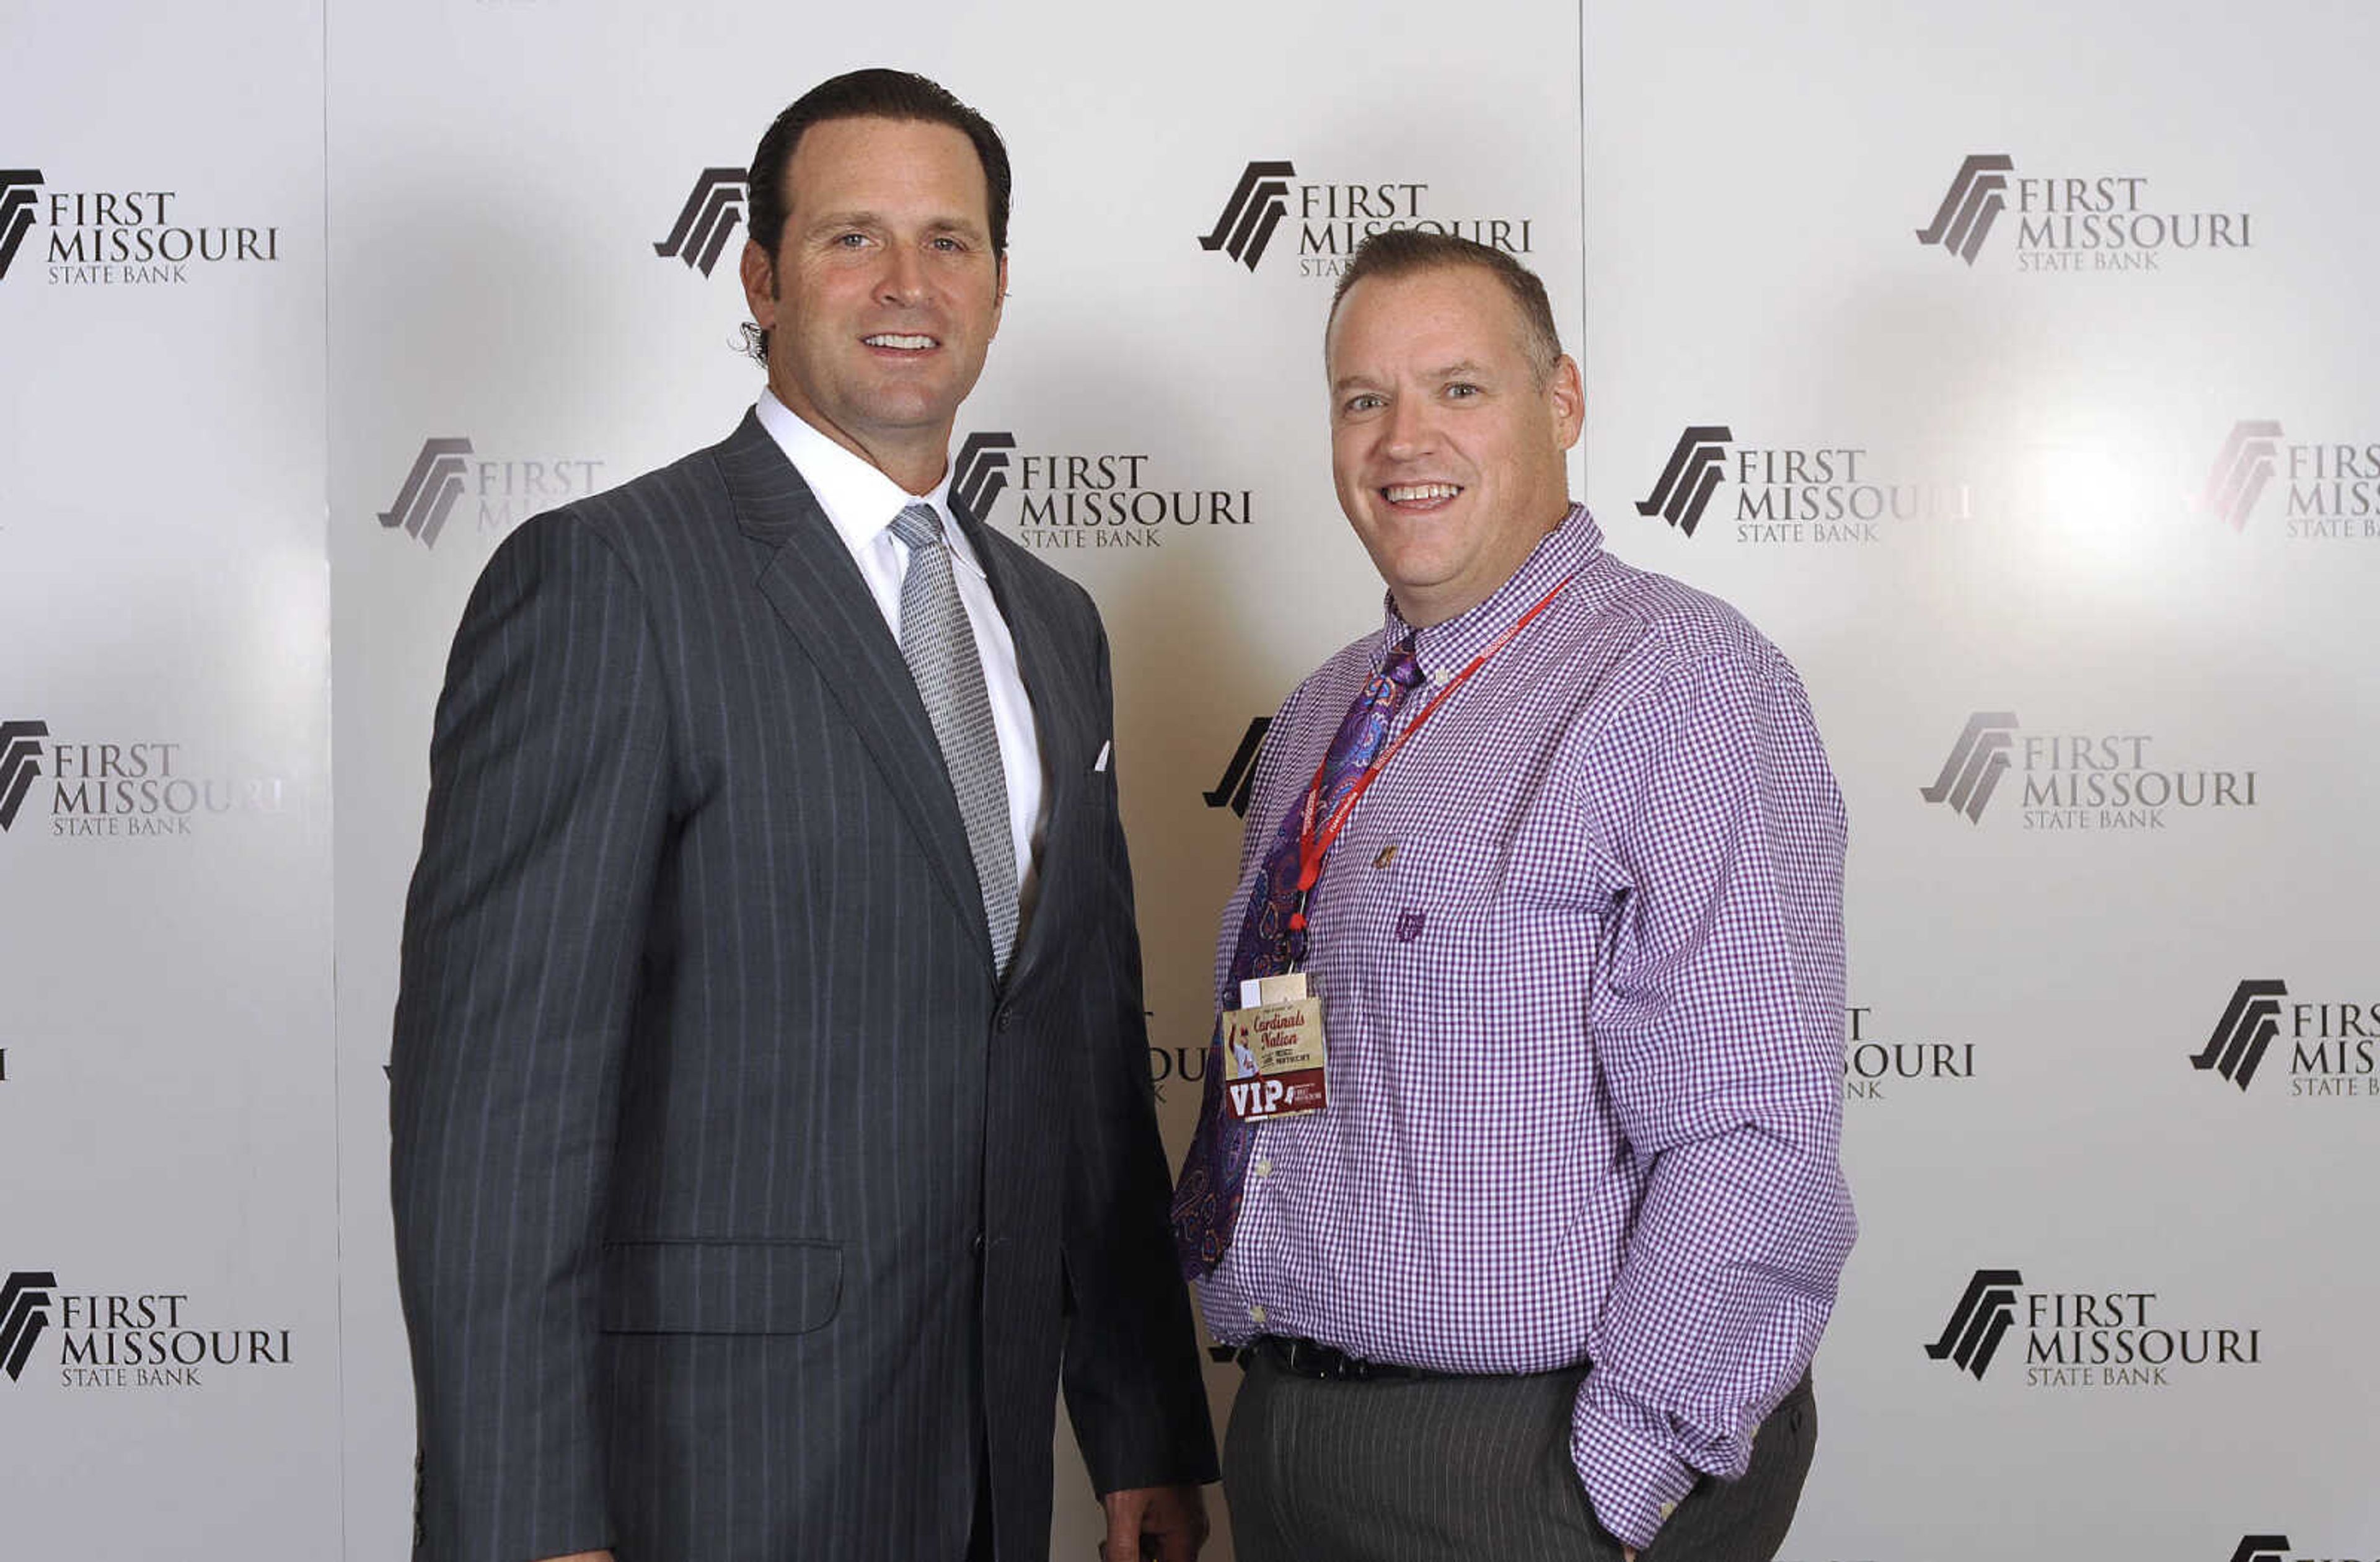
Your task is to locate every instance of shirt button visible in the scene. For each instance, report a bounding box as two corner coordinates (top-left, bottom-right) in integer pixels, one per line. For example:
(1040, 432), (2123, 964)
(1254, 1158), (1272, 1178)
(1248, 1304), (1267, 1325)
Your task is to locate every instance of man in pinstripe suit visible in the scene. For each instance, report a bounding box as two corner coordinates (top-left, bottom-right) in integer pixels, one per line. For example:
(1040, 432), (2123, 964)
(390, 70), (1217, 1562)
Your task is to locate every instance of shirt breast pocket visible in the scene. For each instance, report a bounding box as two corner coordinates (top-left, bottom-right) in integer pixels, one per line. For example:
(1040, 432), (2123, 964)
(1355, 808), (1610, 1107)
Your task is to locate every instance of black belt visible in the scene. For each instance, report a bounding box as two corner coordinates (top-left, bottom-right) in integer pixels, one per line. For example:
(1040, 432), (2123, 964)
(1232, 1334), (1451, 1382)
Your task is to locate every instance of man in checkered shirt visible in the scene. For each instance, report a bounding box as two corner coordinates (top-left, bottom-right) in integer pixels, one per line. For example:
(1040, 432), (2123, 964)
(1179, 231), (1854, 1561)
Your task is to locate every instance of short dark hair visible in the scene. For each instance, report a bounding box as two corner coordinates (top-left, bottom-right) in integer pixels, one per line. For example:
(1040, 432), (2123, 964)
(1324, 230), (1563, 384)
(742, 69), (1012, 364)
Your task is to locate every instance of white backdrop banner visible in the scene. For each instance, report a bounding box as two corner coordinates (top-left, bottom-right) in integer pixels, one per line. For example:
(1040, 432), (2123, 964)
(1, 0), (338, 1556)
(6, 0), (2372, 1557)
(1583, 2), (2378, 1559)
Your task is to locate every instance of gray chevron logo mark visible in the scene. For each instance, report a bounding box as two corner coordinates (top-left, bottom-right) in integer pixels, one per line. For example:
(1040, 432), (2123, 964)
(0, 720), (50, 832)
(1, 1271), (58, 1382)
(1919, 712), (2019, 823)
(379, 438), (475, 549)
(1924, 1268), (2024, 1380)
(2192, 979), (2288, 1091)
(1205, 718), (1272, 816)
(1199, 161), (1297, 270)
(1915, 154), (2016, 265)
(2229, 1538), (2292, 1562)
(953, 431), (1018, 523)
(1636, 426), (1734, 536)
(653, 168), (747, 278)
(2202, 420), (2285, 531)
(0, 170), (42, 280)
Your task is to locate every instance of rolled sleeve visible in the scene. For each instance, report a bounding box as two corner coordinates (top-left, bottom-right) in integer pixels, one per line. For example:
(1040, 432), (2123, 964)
(1570, 646), (1854, 1550)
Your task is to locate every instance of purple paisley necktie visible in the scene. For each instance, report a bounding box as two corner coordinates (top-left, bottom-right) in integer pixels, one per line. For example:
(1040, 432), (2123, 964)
(1171, 636), (1422, 1279)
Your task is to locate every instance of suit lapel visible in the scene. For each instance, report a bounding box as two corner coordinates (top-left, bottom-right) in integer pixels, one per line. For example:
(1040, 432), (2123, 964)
(713, 412), (995, 973)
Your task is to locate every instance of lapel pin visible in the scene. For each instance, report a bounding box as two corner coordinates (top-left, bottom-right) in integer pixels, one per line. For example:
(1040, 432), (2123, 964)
(1373, 843), (1398, 869)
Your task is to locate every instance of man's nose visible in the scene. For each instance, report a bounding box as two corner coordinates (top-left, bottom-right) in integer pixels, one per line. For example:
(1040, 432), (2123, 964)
(1381, 395), (1433, 458)
(877, 244), (927, 305)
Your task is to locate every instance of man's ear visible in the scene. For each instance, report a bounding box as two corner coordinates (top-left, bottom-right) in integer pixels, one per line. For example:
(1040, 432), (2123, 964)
(739, 237), (778, 330)
(1548, 354), (1585, 452)
(990, 253), (1010, 339)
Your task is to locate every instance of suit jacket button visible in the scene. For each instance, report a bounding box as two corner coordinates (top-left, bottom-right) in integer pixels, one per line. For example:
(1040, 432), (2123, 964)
(971, 1232), (987, 1256)
(995, 1007), (1014, 1033)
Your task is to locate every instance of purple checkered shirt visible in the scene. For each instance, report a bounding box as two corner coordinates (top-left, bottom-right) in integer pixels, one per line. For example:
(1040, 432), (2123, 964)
(1196, 506), (1854, 1550)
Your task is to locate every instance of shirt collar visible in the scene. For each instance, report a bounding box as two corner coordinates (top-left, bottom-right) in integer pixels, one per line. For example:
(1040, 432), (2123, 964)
(753, 389), (988, 581)
(1382, 504), (1602, 679)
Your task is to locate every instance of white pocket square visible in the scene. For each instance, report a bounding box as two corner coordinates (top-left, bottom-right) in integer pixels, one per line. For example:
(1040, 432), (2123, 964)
(1093, 740), (1112, 773)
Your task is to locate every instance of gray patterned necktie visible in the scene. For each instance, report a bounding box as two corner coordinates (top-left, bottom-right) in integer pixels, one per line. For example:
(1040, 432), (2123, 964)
(889, 501), (1020, 971)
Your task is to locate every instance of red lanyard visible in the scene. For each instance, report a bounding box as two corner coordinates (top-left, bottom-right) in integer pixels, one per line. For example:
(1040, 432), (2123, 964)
(1287, 573), (1576, 932)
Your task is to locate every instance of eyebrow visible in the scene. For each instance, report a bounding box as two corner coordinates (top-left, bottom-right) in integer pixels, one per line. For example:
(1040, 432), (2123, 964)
(806, 210), (986, 237)
(1330, 360), (1494, 395)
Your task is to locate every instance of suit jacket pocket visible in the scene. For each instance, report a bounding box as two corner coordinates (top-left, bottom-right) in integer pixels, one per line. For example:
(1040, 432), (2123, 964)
(597, 1238), (842, 1335)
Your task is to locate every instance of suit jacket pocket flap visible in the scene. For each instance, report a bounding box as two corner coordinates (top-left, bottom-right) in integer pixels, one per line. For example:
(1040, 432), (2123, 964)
(599, 1238), (842, 1335)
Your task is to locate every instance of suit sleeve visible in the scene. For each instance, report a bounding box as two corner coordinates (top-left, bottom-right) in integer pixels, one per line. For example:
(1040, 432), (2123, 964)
(1569, 647), (1855, 1551)
(1059, 616), (1222, 1494)
(389, 515), (673, 1561)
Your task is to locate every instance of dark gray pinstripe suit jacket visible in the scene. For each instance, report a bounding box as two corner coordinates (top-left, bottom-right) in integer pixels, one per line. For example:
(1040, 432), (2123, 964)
(389, 411), (1217, 1562)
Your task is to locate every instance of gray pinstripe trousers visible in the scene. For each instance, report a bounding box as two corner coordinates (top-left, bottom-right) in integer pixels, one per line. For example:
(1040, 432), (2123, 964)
(1222, 1357), (1815, 1562)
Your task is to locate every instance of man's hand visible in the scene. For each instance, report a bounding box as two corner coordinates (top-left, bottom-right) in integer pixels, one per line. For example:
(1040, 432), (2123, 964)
(1099, 1484), (1209, 1561)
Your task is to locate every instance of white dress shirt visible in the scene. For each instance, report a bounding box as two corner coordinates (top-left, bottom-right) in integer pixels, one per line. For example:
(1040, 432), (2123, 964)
(754, 391), (1047, 919)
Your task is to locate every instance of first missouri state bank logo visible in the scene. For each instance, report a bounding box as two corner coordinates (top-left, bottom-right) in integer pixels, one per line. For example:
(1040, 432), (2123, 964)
(1918, 711), (2257, 831)
(1200, 161), (1296, 269)
(2203, 421), (2285, 531)
(0, 1270), (296, 1390)
(953, 432), (1017, 525)
(2194, 980), (2288, 1092)
(1918, 712), (2018, 823)
(2201, 419), (2380, 541)
(1914, 152), (2250, 271)
(377, 437), (607, 549)
(1637, 426), (1968, 542)
(1, 1271), (57, 1381)
(0, 167), (282, 285)
(952, 428), (1253, 552)
(0, 719), (287, 841)
(380, 438), (474, 547)
(1204, 718), (1272, 818)
(1925, 1268), (2022, 1378)
(1637, 427), (1733, 536)
(0, 170), (42, 280)
(1924, 1267), (2262, 1390)
(653, 168), (746, 278)
(1914, 155), (2014, 265)
(0, 719), (50, 831)
(2192, 979), (2376, 1100)
(1199, 159), (1535, 279)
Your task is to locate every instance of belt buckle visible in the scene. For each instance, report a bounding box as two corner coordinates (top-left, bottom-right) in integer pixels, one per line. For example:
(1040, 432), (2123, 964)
(1300, 1338), (1357, 1379)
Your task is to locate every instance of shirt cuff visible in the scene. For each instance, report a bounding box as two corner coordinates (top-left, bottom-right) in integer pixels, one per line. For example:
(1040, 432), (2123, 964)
(1570, 1385), (1701, 1552)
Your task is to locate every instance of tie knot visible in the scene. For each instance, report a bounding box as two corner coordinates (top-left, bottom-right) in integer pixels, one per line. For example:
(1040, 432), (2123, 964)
(1382, 637), (1424, 689)
(889, 501), (945, 552)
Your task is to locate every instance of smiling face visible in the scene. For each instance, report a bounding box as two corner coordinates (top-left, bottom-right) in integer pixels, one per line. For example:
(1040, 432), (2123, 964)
(1325, 264), (1582, 626)
(740, 115), (1006, 493)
